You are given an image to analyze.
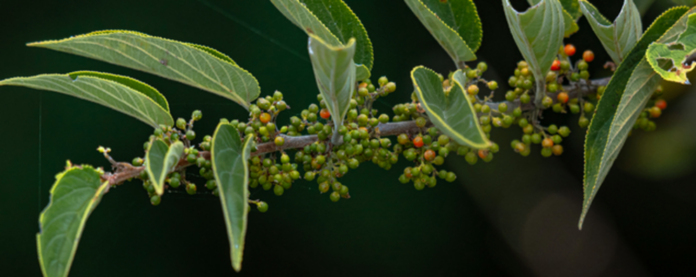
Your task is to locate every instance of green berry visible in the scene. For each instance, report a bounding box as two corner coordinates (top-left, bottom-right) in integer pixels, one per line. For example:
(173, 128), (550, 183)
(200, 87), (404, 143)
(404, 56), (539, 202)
(465, 151), (478, 165)
(273, 185), (284, 196)
(558, 126), (571, 137)
(186, 130), (196, 141)
(520, 93), (531, 104)
(206, 180), (217, 190)
(176, 118), (187, 130)
(330, 191), (341, 202)
(192, 110), (202, 121)
(150, 195), (161, 206)
(186, 183), (197, 195)
(257, 201), (269, 213)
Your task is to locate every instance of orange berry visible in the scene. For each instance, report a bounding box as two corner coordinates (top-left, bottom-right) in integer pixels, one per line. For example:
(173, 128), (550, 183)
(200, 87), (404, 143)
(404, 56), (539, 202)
(655, 99), (667, 110)
(542, 138), (554, 148)
(477, 149), (488, 159)
(259, 112), (271, 124)
(424, 149), (436, 161)
(413, 136), (424, 148)
(552, 145), (564, 156)
(551, 59), (561, 71)
(649, 106), (662, 118)
(564, 44), (576, 56)
(514, 142), (526, 153)
(320, 109), (331, 119)
(557, 92), (569, 104)
(583, 50), (595, 62)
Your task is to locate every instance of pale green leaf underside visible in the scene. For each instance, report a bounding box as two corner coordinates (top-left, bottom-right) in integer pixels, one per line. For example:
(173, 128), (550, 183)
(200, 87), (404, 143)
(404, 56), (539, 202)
(37, 166), (109, 277)
(405, 0), (477, 66)
(270, 0), (373, 74)
(581, 6), (690, 228)
(580, 0), (643, 64)
(308, 35), (356, 140)
(646, 13), (696, 84)
(28, 30), (259, 108)
(0, 72), (173, 127)
(412, 66), (490, 149)
(504, 0), (565, 105)
(211, 123), (253, 272)
(146, 140), (184, 196)
(528, 0), (580, 37)
(356, 64), (371, 81)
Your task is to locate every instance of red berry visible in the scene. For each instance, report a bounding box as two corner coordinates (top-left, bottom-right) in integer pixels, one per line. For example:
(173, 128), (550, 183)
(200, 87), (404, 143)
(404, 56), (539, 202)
(320, 109), (331, 119)
(564, 44), (576, 56)
(551, 59), (561, 71)
(424, 149), (436, 161)
(259, 112), (271, 124)
(655, 99), (667, 110)
(583, 50), (595, 62)
(557, 92), (569, 104)
(413, 136), (424, 148)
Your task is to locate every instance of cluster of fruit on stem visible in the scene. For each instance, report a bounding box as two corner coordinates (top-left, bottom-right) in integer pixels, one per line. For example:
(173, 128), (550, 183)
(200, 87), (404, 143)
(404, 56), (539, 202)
(99, 45), (670, 211)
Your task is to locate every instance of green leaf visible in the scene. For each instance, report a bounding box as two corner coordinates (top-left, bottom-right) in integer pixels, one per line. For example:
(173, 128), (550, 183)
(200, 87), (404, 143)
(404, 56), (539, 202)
(356, 64), (371, 81)
(308, 35), (356, 144)
(580, 0), (643, 64)
(528, 0), (580, 36)
(27, 30), (259, 108)
(0, 71), (173, 127)
(646, 14), (696, 84)
(211, 123), (254, 272)
(411, 66), (490, 149)
(270, 0), (373, 72)
(37, 165), (110, 277)
(504, 0), (565, 106)
(581, 6), (690, 229)
(145, 140), (184, 196)
(405, 0), (478, 67)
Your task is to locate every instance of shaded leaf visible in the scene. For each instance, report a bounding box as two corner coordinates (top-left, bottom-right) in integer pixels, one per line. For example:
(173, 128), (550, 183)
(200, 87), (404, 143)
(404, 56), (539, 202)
(581, 6), (690, 229)
(411, 66), (490, 149)
(270, 0), (373, 72)
(0, 71), (173, 127)
(673, 0), (696, 6)
(504, 0), (565, 105)
(308, 35), (356, 144)
(405, 0), (478, 66)
(211, 123), (254, 272)
(580, 0), (643, 64)
(28, 30), (259, 108)
(145, 140), (185, 196)
(37, 165), (110, 277)
(561, 0), (583, 20)
(646, 13), (696, 84)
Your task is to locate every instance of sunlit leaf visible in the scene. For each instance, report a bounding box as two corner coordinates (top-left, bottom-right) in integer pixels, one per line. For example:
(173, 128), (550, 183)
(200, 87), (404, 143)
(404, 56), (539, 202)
(503, 0), (565, 105)
(581, 6), (690, 229)
(27, 30), (259, 108)
(270, 0), (373, 74)
(37, 165), (110, 277)
(145, 140), (184, 196)
(211, 123), (254, 272)
(646, 14), (696, 84)
(580, 0), (643, 64)
(528, 0), (580, 36)
(405, 0), (479, 67)
(308, 35), (356, 144)
(411, 66), (490, 149)
(0, 71), (173, 127)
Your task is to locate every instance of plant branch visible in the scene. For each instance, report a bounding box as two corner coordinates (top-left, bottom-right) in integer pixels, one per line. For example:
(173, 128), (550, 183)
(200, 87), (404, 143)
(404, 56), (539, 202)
(100, 77), (610, 187)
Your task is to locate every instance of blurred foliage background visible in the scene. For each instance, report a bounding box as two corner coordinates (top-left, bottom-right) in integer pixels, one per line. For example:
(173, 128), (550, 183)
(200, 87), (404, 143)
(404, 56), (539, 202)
(1, 0), (695, 276)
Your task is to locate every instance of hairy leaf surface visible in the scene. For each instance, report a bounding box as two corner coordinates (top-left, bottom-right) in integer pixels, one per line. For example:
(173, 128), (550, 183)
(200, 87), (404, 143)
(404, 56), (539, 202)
(580, 0), (643, 64)
(146, 140), (184, 196)
(411, 66), (490, 149)
(270, 0), (373, 75)
(211, 123), (254, 272)
(0, 71), (173, 127)
(528, 0), (580, 36)
(308, 35), (356, 144)
(646, 14), (696, 84)
(37, 166), (109, 277)
(503, 0), (565, 106)
(581, 7), (690, 229)
(405, 0), (479, 66)
(28, 30), (259, 108)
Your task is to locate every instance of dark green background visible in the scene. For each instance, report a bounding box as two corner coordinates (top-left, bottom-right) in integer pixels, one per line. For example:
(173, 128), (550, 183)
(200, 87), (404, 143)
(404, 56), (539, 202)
(2, 0), (696, 276)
